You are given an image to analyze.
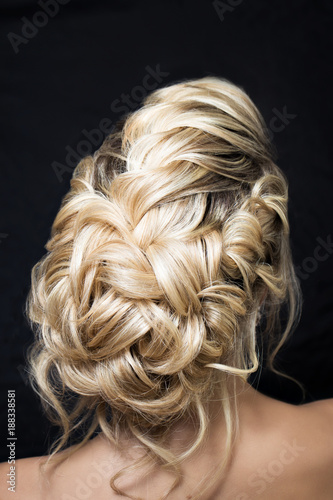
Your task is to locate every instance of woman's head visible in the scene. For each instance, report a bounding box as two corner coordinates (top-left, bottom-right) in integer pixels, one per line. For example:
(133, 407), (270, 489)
(25, 76), (301, 499)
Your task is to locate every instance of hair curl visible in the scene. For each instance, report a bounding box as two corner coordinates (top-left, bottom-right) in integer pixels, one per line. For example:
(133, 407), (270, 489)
(25, 76), (301, 499)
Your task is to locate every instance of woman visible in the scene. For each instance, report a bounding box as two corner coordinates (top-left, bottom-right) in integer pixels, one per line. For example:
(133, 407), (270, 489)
(1, 76), (332, 500)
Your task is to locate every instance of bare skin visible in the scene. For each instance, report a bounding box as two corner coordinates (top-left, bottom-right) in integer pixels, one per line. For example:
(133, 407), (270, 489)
(1, 380), (333, 500)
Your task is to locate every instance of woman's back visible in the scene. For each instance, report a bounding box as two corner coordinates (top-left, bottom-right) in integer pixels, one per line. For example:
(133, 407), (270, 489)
(6, 382), (333, 500)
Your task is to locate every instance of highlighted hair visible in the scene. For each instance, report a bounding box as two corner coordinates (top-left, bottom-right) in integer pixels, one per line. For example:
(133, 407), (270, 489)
(25, 76), (301, 499)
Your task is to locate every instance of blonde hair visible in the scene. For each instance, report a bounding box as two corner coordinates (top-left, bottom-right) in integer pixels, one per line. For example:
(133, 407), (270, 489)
(25, 76), (301, 499)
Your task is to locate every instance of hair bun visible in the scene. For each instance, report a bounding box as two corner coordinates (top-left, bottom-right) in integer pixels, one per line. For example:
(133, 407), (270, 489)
(26, 76), (300, 499)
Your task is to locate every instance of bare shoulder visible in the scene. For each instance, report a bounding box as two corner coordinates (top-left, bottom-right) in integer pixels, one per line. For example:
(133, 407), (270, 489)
(295, 396), (333, 441)
(0, 455), (46, 500)
(0, 436), (120, 500)
(239, 387), (333, 498)
(303, 396), (333, 419)
(296, 397), (333, 494)
(252, 385), (333, 436)
(276, 395), (333, 498)
(298, 396), (333, 453)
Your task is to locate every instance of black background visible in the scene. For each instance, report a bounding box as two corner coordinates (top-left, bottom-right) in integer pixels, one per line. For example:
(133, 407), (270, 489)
(0, 0), (332, 461)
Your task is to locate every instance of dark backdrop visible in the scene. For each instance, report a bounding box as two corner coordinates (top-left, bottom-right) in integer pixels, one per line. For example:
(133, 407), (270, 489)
(1, 0), (332, 461)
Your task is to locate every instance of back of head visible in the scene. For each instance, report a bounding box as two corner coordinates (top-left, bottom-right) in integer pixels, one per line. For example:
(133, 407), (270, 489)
(25, 76), (300, 499)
